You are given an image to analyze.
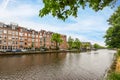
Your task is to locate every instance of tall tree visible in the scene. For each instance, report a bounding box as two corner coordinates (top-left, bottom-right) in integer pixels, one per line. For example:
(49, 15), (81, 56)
(51, 33), (63, 50)
(107, 7), (120, 25)
(31, 42), (34, 48)
(104, 6), (120, 48)
(73, 38), (81, 50)
(68, 36), (74, 49)
(39, 0), (117, 21)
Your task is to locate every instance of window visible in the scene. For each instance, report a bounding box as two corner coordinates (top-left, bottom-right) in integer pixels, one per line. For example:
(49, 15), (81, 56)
(20, 42), (23, 45)
(3, 35), (7, 39)
(0, 35), (2, 38)
(8, 36), (12, 40)
(16, 42), (17, 44)
(32, 39), (34, 42)
(43, 34), (46, 37)
(32, 34), (35, 38)
(25, 33), (27, 36)
(25, 42), (27, 45)
(36, 35), (39, 38)
(28, 34), (31, 36)
(12, 31), (15, 34)
(12, 36), (15, 39)
(0, 30), (3, 34)
(8, 42), (12, 45)
(8, 30), (12, 34)
(40, 36), (42, 38)
(20, 37), (24, 41)
(15, 36), (18, 40)
(4, 41), (6, 44)
(4, 30), (7, 34)
(40, 33), (42, 36)
(5, 46), (7, 49)
(16, 32), (18, 35)
(19, 32), (23, 36)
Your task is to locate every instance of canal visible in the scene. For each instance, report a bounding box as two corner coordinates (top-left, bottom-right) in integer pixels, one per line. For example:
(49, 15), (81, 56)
(0, 49), (116, 80)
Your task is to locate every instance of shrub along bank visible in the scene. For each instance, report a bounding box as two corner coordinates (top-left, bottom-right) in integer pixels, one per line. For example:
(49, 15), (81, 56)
(107, 49), (120, 80)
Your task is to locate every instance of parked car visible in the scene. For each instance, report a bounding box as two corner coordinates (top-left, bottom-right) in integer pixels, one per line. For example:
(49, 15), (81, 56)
(21, 49), (27, 52)
(40, 48), (45, 51)
(12, 49), (17, 52)
(12, 49), (22, 52)
(5, 49), (12, 52)
(16, 49), (22, 52)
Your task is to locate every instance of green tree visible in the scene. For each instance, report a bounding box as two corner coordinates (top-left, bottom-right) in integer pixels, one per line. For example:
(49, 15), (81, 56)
(107, 6), (120, 26)
(68, 36), (74, 49)
(51, 33), (63, 50)
(73, 38), (81, 50)
(43, 37), (46, 47)
(31, 42), (34, 48)
(93, 43), (104, 49)
(104, 6), (120, 48)
(93, 43), (99, 49)
(39, 0), (117, 21)
(84, 43), (89, 48)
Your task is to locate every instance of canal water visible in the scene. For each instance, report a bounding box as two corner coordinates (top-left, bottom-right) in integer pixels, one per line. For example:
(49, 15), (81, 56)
(0, 49), (116, 80)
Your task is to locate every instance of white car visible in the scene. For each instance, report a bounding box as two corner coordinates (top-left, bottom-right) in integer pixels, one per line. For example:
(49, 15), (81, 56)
(21, 49), (27, 52)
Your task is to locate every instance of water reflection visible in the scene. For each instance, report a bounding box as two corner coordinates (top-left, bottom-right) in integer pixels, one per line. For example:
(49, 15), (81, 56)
(0, 49), (116, 80)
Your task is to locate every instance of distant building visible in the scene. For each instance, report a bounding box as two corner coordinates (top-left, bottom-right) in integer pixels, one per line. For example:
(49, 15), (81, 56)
(0, 22), (67, 50)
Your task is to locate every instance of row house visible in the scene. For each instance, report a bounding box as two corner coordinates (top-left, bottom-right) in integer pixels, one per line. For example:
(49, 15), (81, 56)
(0, 22), (67, 50)
(59, 35), (67, 49)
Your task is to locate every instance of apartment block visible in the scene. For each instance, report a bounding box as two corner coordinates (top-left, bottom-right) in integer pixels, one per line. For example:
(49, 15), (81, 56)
(0, 22), (67, 50)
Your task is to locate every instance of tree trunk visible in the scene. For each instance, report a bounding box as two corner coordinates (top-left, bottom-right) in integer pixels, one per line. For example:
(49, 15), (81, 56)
(55, 41), (59, 50)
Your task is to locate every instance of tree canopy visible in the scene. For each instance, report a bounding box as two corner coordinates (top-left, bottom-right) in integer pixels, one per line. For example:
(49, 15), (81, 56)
(73, 38), (81, 49)
(51, 33), (63, 50)
(93, 43), (104, 49)
(104, 6), (120, 48)
(68, 36), (74, 49)
(81, 42), (91, 50)
(68, 36), (81, 50)
(39, 0), (117, 21)
(108, 7), (120, 25)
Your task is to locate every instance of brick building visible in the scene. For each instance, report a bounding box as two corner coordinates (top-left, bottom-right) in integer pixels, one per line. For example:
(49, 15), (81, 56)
(0, 22), (67, 50)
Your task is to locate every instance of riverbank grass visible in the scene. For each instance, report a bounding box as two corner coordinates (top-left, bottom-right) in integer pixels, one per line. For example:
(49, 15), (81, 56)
(107, 49), (120, 80)
(107, 72), (120, 80)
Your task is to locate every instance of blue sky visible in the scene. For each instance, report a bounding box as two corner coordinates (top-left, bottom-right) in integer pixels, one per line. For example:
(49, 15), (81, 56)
(0, 0), (120, 46)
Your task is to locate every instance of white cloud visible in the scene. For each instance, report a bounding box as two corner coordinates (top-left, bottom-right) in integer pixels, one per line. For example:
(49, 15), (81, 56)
(0, 4), (39, 18)
(0, 0), (16, 10)
(1, 0), (10, 9)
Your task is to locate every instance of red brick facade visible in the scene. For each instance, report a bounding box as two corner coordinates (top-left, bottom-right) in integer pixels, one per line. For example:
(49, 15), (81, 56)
(0, 22), (67, 50)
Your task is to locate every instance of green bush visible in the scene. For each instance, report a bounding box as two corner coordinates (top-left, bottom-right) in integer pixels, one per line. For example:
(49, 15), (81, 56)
(107, 72), (120, 80)
(117, 49), (120, 56)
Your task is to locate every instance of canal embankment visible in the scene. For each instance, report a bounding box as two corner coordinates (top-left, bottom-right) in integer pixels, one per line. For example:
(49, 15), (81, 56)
(0, 50), (81, 56)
